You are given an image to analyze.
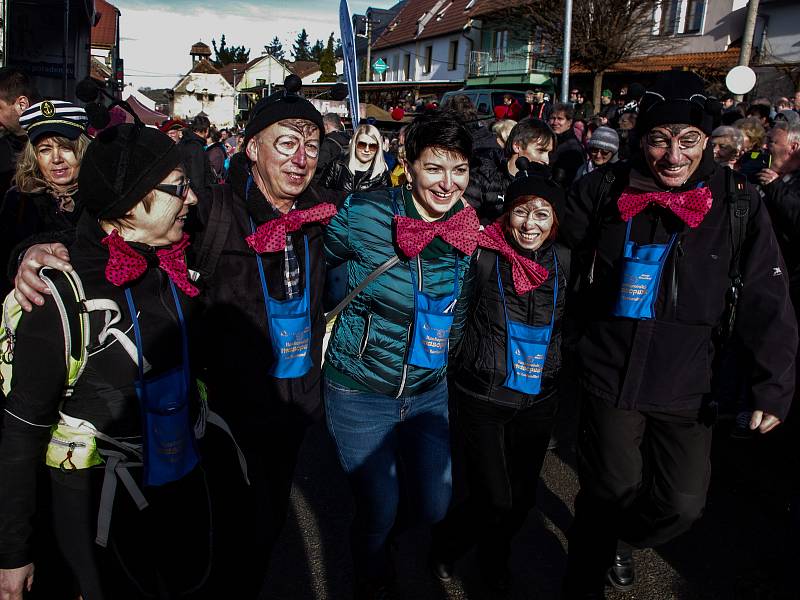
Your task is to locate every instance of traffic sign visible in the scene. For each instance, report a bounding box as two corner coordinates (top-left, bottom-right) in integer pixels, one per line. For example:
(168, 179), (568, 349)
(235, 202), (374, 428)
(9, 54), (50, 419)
(372, 58), (388, 74)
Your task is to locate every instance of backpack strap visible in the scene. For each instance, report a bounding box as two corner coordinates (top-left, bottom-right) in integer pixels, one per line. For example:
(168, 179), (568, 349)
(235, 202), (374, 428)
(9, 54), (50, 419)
(193, 183), (233, 283)
(720, 167), (750, 339)
(325, 256), (400, 323)
(38, 267), (91, 393)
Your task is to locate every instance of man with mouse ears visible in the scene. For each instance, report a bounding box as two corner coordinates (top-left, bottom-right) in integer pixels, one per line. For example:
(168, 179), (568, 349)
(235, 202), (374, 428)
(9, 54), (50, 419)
(561, 71), (797, 599)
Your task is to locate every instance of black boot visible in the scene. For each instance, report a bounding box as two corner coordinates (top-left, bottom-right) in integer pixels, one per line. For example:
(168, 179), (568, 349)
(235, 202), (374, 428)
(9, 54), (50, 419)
(605, 542), (634, 592)
(428, 552), (455, 582)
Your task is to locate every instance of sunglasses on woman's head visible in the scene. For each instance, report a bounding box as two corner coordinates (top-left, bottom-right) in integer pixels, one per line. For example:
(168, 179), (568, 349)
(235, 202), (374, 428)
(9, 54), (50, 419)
(155, 178), (191, 199)
(356, 141), (379, 152)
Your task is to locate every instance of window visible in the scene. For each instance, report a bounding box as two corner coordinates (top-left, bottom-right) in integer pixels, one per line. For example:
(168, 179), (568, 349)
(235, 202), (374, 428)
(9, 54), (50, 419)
(423, 45), (433, 74)
(653, 0), (705, 36)
(448, 40), (459, 71)
(256, 78), (266, 87)
(493, 29), (509, 59)
(403, 54), (411, 80)
(684, 0), (705, 34)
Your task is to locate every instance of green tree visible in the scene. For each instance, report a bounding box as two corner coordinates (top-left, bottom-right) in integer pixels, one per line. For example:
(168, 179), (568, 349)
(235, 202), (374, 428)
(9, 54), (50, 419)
(264, 36), (285, 60)
(211, 34), (250, 66)
(334, 38), (343, 59)
(318, 33), (338, 83)
(310, 39), (325, 63)
(292, 29), (312, 61)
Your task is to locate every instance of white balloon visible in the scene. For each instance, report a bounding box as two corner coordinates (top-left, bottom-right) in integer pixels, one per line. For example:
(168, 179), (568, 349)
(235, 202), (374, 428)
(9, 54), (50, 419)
(726, 66), (757, 95)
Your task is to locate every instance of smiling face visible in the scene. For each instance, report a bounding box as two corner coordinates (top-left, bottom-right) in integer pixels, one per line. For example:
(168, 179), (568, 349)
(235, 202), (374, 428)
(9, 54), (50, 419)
(247, 119), (320, 212)
(122, 169), (198, 246)
(34, 135), (80, 186)
(406, 146), (469, 220)
(354, 133), (379, 164)
(508, 197), (554, 251)
(643, 124), (707, 188)
(514, 136), (553, 165)
(548, 111), (571, 135)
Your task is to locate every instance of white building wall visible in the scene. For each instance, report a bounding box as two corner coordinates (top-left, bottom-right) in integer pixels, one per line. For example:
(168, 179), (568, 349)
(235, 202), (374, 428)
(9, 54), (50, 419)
(172, 73), (236, 128)
(375, 31), (478, 83)
(238, 56), (291, 93)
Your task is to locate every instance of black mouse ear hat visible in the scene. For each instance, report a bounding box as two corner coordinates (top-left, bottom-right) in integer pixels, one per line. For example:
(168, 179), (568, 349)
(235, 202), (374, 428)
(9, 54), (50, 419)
(637, 71), (721, 135)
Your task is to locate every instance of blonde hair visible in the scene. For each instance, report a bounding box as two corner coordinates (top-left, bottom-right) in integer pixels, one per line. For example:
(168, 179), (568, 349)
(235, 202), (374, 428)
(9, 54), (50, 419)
(735, 117), (767, 151)
(348, 124), (388, 176)
(15, 133), (91, 194)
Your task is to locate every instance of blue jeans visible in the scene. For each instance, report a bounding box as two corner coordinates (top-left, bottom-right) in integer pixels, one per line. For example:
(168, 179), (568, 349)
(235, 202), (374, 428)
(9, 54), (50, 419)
(324, 377), (452, 581)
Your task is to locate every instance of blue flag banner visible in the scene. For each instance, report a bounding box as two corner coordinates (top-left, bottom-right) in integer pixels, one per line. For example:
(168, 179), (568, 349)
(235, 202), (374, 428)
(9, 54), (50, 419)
(339, 0), (360, 126)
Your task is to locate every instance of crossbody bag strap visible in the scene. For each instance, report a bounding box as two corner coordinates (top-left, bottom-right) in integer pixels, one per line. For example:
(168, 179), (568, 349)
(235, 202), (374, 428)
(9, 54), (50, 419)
(325, 255), (400, 323)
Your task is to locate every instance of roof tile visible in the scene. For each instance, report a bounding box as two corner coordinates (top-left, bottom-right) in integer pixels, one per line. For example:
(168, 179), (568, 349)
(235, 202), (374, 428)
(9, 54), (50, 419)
(373, 0), (474, 50)
(91, 0), (119, 49)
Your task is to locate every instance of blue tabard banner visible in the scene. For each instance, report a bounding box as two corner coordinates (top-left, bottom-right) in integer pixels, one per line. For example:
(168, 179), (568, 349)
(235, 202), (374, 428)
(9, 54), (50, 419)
(339, 0), (361, 126)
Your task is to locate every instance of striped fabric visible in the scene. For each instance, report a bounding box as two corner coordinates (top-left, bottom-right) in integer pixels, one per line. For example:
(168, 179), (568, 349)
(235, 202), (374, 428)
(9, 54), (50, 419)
(20, 100), (88, 137)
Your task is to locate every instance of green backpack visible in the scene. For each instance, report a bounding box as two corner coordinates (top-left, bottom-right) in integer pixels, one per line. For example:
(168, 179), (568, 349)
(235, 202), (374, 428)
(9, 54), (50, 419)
(0, 267), (91, 398)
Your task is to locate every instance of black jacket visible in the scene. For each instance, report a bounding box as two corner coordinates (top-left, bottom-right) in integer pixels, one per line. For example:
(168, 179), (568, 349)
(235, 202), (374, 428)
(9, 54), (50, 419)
(319, 158), (390, 194)
(0, 188), (82, 296)
(563, 159), (797, 418)
(206, 142), (226, 181)
(193, 156), (342, 425)
(464, 147), (513, 224)
(314, 130), (350, 180)
(551, 130), (585, 189)
(0, 214), (196, 568)
(178, 130), (215, 202)
(761, 172), (800, 297)
(451, 241), (570, 408)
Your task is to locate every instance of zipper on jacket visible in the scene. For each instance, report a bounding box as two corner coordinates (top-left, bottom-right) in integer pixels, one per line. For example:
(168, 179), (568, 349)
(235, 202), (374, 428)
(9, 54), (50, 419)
(396, 323), (412, 398)
(50, 437), (87, 448)
(672, 239), (683, 317)
(358, 314), (372, 357)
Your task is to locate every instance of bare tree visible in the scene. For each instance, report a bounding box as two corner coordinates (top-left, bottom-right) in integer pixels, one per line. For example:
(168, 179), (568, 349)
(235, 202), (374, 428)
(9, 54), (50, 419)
(492, 0), (668, 109)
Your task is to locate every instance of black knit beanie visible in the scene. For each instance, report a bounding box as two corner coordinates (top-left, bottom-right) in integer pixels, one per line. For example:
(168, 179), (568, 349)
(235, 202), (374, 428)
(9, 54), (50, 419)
(79, 124), (182, 219)
(243, 76), (325, 147)
(505, 158), (566, 223)
(636, 71), (721, 136)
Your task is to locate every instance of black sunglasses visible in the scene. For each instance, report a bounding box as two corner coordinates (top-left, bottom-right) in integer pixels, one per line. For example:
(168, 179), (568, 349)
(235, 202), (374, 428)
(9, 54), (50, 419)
(356, 141), (379, 152)
(155, 178), (191, 199)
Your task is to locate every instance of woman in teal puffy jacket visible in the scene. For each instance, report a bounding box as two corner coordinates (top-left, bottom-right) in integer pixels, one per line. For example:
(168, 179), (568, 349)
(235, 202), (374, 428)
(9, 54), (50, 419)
(324, 110), (480, 600)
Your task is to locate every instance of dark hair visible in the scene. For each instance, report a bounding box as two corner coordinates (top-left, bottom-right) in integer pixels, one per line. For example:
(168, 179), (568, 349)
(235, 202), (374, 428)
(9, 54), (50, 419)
(446, 94), (478, 122)
(190, 114), (211, 133)
(209, 128), (221, 143)
(0, 67), (40, 104)
(505, 118), (556, 156)
(404, 109), (472, 164)
(746, 104), (770, 120)
(552, 102), (574, 121)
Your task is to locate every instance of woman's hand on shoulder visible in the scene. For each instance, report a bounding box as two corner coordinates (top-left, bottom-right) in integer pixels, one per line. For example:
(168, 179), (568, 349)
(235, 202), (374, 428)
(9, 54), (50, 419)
(0, 563), (34, 600)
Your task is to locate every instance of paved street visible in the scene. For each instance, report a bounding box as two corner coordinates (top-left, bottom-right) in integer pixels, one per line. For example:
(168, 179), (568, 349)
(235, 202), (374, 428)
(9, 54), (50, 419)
(263, 414), (798, 600)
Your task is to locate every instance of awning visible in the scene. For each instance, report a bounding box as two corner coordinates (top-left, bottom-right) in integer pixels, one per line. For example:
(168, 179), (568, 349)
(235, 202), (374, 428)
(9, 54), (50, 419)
(124, 95), (167, 126)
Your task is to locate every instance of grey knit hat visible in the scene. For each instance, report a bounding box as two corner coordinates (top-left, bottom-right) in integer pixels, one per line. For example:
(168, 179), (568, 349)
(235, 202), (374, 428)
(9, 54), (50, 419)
(776, 109), (800, 126)
(588, 126), (619, 154)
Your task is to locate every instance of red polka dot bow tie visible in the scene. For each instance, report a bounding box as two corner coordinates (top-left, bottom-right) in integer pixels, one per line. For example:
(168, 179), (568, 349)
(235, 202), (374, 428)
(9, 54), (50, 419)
(102, 230), (199, 297)
(479, 222), (550, 295)
(246, 203), (338, 253)
(617, 186), (713, 229)
(394, 204), (480, 258)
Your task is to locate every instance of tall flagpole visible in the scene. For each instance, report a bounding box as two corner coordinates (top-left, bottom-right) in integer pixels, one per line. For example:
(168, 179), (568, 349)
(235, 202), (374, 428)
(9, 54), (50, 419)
(339, 0), (361, 128)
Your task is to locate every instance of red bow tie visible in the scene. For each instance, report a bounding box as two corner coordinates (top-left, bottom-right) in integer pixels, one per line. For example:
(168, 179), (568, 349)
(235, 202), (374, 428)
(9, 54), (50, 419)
(102, 230), (199, 298)
(246, 203), (338, 253)
(478, 223), (550, 295)
(617, 186), (713, 228)
(395, 204), (480, 258)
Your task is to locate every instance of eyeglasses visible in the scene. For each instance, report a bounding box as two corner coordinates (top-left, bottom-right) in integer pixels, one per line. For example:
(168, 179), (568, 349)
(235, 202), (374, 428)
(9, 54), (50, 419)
(589, 147), (613, 157)
(356, 141), (379, 152)
(155, 178), (191, 199)
(646, 131), (703, 150)
(273, 135), (320, 158)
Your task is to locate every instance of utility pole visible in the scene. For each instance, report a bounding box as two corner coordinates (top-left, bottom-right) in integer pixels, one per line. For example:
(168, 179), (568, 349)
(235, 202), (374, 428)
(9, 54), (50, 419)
(560, 0), (572, 103)
(232, 67), (238, 127)
(365, 16), (372, 83)
(735, 0), (761, 100)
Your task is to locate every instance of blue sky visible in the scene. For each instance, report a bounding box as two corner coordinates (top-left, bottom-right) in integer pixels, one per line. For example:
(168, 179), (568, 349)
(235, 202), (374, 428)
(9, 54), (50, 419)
(113, 0), (400, 89)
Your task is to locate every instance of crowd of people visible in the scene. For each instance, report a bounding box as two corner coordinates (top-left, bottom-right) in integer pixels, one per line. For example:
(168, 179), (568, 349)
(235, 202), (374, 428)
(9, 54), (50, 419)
(0, 63), (798, 600)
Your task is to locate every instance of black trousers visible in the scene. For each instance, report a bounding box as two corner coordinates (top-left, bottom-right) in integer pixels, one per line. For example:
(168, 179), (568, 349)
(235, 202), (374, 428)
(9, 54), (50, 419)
(433, 391), (558, 573)
(50, 466), (212, 600)
(564, 396), (712, 593)
(201, 402), (310, 598)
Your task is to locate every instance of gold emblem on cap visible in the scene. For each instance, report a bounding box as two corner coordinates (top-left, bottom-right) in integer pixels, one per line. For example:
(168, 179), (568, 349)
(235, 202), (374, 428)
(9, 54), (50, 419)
(41, 101), (56, 118)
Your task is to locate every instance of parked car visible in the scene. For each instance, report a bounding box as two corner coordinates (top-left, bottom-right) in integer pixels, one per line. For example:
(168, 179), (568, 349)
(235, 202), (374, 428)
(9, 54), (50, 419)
(441, 89), (528, 118)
